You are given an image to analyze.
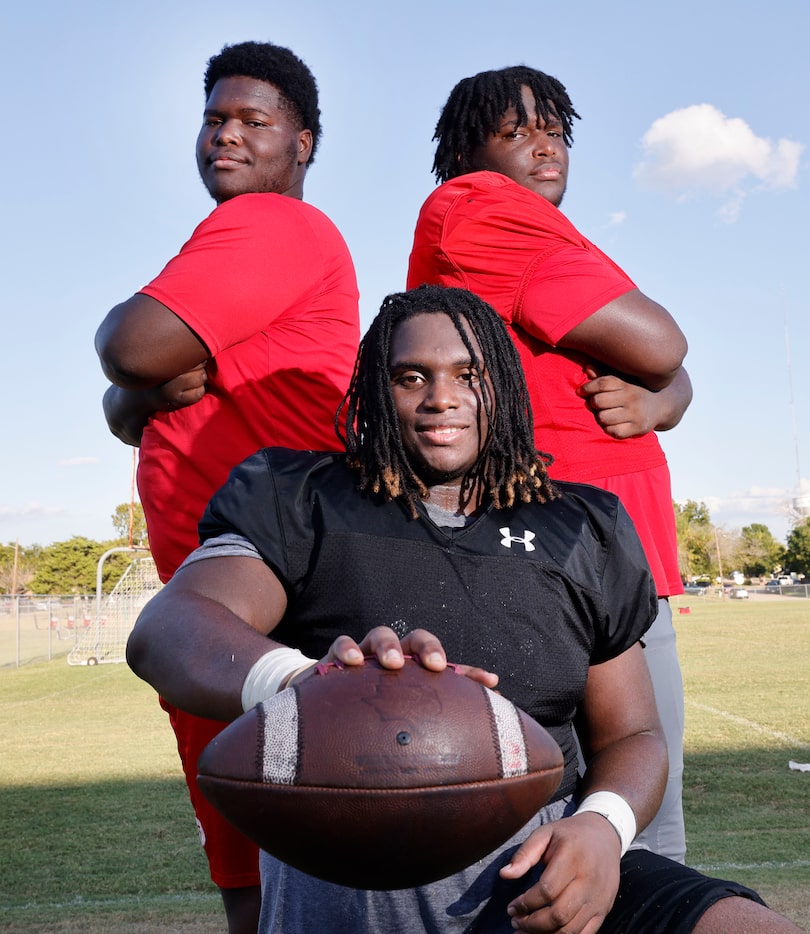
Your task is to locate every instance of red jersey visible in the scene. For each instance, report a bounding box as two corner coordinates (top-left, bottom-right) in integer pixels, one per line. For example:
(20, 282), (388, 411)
(137, 192), (359, 581)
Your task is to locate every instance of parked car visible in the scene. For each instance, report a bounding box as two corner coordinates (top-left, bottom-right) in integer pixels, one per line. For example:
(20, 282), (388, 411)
(729, 587), (749, 599)
(683, 582), (709, 595)
(764, 580), (782, 591)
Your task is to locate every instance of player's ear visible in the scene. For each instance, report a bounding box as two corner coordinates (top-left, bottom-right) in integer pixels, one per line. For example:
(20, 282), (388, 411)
(298, 129), (314, 166)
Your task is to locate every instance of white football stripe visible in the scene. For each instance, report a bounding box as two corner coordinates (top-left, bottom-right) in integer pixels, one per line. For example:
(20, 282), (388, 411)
(260, 690), (300, 785)
(485, 689), (528, 777)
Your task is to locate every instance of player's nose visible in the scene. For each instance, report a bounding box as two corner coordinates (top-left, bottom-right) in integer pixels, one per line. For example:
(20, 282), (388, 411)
(215, 119), (243, 145)
(422, 376), (459, 410)
(532, 131), (556, 157)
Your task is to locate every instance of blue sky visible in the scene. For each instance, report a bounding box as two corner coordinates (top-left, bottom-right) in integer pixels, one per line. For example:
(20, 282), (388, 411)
(2, 0), (808, 549)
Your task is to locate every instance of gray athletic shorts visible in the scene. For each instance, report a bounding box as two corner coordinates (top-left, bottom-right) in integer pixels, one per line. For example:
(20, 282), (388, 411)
(256, 798), (764, 933)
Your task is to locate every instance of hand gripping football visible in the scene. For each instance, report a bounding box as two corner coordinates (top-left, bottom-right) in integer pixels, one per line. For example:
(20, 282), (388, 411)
(197, 657), (563, 889)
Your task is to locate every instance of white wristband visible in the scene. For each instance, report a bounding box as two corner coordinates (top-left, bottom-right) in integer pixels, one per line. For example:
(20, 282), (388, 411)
(575, 791), (637, 856)
(241, 647), (317, 711)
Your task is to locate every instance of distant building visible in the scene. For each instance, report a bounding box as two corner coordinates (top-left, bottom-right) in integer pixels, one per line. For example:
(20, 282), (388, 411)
(793, 492), (810, 520)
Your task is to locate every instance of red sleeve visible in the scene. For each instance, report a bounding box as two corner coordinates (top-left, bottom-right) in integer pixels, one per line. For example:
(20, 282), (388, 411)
(515, 243), (636, 345)
(409, 174), (636, 346)
(140, 193), (343, 355)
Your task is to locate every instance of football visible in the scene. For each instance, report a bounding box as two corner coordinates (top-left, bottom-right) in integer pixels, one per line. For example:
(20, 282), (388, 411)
(197, 657), (564, 889)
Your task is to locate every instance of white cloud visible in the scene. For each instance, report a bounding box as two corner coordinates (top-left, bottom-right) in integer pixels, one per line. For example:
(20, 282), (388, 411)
(58, 457), (100, 467)
(0, 503), (64, 520)
(679, 485), (790, 523)
(634, 104), (803, 220)
(679, 483), (810, 542)
(608, 212), (626, 226)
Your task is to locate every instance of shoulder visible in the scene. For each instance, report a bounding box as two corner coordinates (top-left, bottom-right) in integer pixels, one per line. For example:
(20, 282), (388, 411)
(421, 171), (557, 210)
(553, 478), (622, 507)
(251, 447), (347, 483)
(546, 482), (651, 582)
(200, 449), (348, 536)
(202, 194), (349, 244)
(550, 481), (624, 527)
(211, 448), (344, 497)
(417, 172), (520, 214)
(494, 482), (632, 569)
(417, 172), (578, 243)
(510, 481), (624, 535)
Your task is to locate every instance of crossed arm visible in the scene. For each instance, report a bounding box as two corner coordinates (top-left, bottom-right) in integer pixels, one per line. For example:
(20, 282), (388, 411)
(533, 286), (693, 437)
(95, 294), (210, 445)
(579, 365), (693, 438)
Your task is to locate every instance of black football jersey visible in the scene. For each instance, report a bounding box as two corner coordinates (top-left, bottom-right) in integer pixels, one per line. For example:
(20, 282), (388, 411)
(200, 448), (656, 796)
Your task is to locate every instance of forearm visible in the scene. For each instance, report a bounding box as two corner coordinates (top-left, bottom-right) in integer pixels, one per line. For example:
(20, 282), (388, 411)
(559, 289), (687, 392)
(575, 644), (668, 837)
(578, 730), (668, 837)
(95, 294), (209, 389)
(126, 556), (290, 721)
(102, 385), (155, 446)
(650, 366), (692, 431)
(103, 365), (208, 445)
(126, 589), (280, 721)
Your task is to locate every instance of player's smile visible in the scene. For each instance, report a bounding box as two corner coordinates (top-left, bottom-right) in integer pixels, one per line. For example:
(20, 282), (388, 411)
(417, 423), (468, 444)
(208, 152), (248, 168)
(389, 312), (493, 509)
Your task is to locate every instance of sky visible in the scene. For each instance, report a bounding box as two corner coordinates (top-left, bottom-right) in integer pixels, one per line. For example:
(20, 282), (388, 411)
(2, 0), (808, 550)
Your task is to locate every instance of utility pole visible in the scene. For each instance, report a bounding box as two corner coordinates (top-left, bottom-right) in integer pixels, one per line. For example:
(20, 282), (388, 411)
(782, 286), (801, 492)
(714, 527), (724, 598)
(11, 539), (19, 595)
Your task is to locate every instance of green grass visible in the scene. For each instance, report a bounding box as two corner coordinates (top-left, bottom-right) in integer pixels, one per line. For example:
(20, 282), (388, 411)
(0, 599), (808, 931)
(673, 596), (810, 926)
(0, 663), (221, 932)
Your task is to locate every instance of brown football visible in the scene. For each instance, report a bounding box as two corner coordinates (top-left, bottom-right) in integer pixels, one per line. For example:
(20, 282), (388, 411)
(197, 657), (563, 889)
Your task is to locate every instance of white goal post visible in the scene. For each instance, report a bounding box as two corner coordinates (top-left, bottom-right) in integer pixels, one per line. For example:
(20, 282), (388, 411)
(67, 547), (163, 666)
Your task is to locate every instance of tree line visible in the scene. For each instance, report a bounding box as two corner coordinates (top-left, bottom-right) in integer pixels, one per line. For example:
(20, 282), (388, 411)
(1, 504), (149, 595)
(2, 502), (809, 595)
(675, 500), (810, 582)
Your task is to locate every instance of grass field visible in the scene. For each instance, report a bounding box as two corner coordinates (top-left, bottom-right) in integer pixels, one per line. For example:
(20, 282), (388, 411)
(672, 594), (810, 928)
(1, 598), (808, 932)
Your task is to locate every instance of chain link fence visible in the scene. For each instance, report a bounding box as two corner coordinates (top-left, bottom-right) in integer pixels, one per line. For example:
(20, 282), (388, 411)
(1, 555), (163, 668)
(1, 595), (95, 667)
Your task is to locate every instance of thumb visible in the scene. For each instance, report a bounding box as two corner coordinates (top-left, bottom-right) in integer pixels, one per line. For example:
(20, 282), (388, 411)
(499, 825), (553, 879)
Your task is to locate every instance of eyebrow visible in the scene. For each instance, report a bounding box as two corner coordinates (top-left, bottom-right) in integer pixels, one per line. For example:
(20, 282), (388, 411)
(389, 357), (474, 370)
(497, 114), (521, 131)
(203, 106), (274, 119)
(498, 111), (562, 131)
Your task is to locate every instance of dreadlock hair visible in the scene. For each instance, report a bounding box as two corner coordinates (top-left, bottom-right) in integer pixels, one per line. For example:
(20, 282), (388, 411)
(337, 284), (556, 517)
(203, 41), (322, 160)
(432, 65), (580, 184)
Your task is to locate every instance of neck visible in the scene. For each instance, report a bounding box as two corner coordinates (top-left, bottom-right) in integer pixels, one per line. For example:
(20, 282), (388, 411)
(422, 483), (482, 516)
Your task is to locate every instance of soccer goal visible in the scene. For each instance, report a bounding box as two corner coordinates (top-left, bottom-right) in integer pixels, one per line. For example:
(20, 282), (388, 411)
(67, 549), (163, 666)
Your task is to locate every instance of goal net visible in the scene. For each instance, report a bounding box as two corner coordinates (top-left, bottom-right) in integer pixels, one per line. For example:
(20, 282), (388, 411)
(67, 554), (163, 666)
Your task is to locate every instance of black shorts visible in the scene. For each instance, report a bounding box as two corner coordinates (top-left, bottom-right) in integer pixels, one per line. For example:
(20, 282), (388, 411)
(465, 846), (765, 934)
(604, 848), (765, 933)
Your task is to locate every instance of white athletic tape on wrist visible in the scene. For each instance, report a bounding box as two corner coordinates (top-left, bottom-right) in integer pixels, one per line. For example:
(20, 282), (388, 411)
(241, 647), (317, 712)
(575, 791), (637, 856)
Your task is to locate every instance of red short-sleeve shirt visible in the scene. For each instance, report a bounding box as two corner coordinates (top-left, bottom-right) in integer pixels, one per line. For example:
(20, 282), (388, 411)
(137, 192), (360, 581)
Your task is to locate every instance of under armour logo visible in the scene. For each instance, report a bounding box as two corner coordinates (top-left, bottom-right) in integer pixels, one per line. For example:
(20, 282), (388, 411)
(499, 527), (536, 552)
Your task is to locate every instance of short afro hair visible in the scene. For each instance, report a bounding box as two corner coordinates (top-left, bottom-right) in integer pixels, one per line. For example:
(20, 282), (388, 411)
(203, 41), (322, 160)
(432, 65), (580, 183)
